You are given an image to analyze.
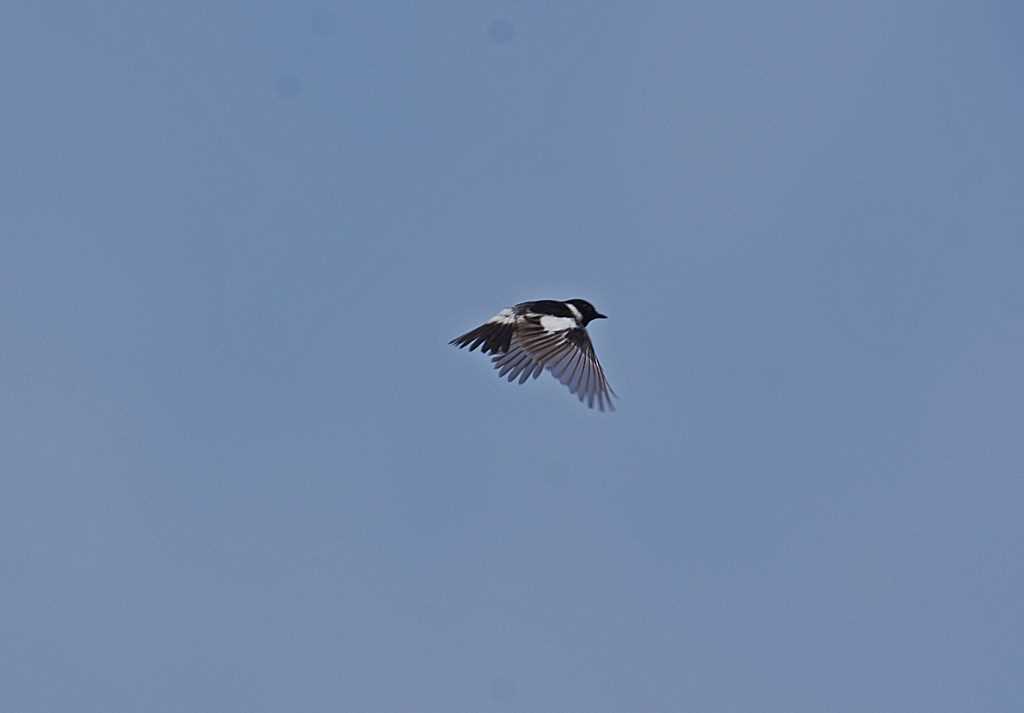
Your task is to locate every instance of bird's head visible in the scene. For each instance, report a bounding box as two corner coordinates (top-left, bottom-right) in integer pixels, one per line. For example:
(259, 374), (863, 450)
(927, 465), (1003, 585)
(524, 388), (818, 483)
(566, 298), (607, 326)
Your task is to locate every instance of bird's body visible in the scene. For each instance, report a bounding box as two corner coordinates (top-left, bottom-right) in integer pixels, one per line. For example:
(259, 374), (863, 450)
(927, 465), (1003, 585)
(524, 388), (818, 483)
(449, 298), (616, 411)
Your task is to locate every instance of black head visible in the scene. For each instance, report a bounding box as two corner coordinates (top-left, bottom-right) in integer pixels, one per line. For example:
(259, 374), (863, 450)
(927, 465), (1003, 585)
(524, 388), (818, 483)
(565, 298), (607, 326)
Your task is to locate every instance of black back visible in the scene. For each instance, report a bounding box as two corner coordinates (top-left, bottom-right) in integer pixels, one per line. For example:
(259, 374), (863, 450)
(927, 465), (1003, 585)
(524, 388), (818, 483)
(519, 300), (576, 318)
(519, 298), (605, 326)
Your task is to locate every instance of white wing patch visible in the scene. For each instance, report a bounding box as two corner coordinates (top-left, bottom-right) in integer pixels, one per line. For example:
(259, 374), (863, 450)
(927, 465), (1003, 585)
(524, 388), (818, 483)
(487, 308), (517, 325)
(539, 315), (576, 333)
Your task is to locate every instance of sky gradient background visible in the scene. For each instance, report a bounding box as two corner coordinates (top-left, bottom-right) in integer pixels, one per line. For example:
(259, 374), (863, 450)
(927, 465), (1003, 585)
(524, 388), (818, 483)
(3, 1), (1023, 711)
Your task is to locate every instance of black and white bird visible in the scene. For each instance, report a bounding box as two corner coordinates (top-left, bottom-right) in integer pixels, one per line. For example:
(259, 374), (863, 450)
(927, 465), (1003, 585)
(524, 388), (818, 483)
(449, 298), (617, 411)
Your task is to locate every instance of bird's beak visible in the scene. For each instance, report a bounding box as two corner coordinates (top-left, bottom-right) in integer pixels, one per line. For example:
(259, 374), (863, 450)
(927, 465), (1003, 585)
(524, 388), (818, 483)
(594, 313), (607, 319)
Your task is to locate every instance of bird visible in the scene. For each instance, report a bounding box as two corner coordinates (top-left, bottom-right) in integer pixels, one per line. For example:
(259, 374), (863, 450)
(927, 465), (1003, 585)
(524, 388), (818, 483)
(449, 298), (617, 411)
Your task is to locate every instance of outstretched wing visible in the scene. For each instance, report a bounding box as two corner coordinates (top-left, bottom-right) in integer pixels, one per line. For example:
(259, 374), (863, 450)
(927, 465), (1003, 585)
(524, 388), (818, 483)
(491, 317), (616, 411)
(448, 308), (517, 354)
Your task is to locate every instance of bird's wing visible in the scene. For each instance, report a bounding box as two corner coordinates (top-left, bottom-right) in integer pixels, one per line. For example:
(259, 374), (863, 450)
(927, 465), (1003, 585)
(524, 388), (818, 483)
(448, 308), (518, 354)
(491, 317), (616, 411)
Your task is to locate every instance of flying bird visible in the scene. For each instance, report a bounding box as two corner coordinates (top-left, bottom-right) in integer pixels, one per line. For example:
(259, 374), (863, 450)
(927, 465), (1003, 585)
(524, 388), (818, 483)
(449, 298), (616, 411)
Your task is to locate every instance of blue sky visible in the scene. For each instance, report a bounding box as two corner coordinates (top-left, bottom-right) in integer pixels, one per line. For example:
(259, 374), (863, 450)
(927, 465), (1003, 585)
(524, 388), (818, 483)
(2, 1), (1023, 711)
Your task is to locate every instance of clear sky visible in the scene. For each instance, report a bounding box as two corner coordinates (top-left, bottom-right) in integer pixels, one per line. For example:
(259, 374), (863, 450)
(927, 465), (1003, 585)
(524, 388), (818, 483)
(3, 1), (1023, 711)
